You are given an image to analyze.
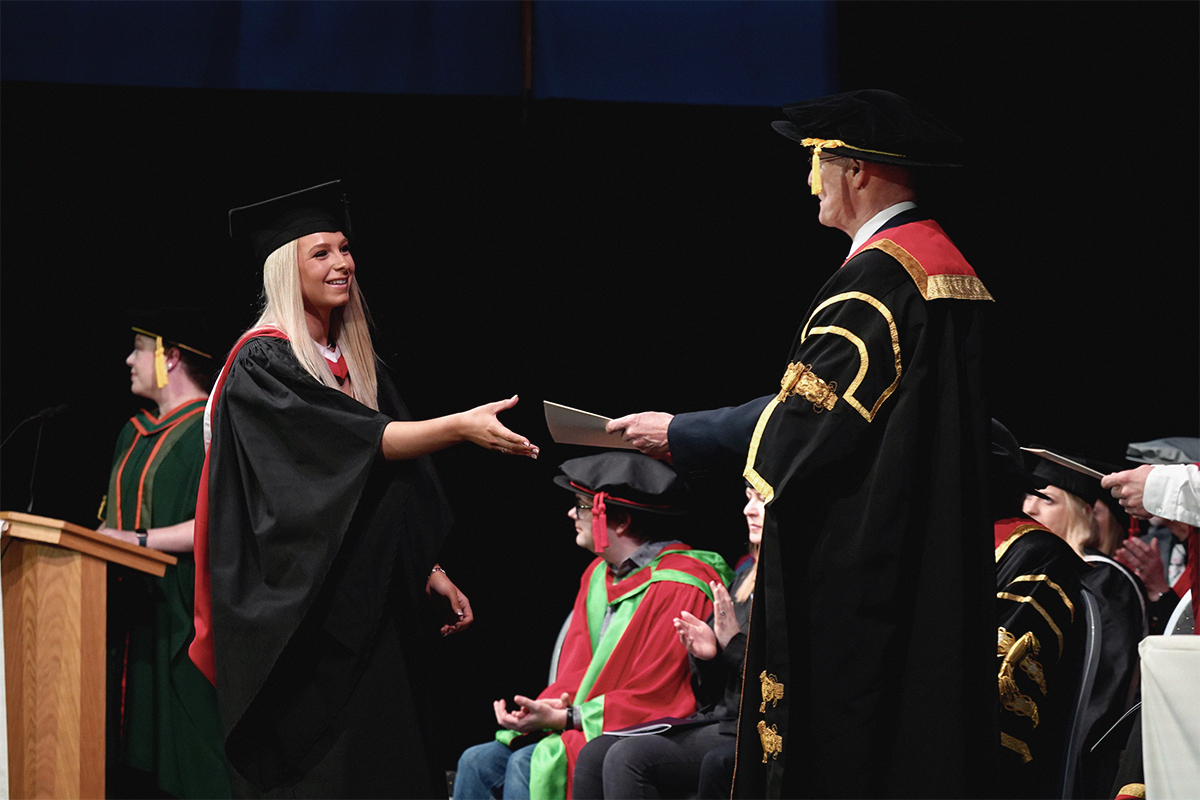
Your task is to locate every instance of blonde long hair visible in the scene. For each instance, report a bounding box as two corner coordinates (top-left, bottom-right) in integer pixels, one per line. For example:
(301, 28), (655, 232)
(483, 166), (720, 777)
(250, 238), (380, 410)
(1043, 485), (1096, 557)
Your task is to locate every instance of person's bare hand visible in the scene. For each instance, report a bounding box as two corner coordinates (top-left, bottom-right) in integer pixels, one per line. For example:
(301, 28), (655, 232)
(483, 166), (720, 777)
(709, 581), (739, 649)
(1114, 535), (1170, 597)
(674, 610), (718, 661)
(493, 693), (570, 733)
(1101, 465), (1154, 519)
(425, 568), (474, 636)
(606, 412), (673, 461)
(461, 395), (539, 458)
(95, 526), (137, 546)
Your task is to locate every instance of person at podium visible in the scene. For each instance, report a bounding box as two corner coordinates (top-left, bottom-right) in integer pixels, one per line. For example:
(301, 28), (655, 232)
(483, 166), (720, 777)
(96, 310), (232, 798)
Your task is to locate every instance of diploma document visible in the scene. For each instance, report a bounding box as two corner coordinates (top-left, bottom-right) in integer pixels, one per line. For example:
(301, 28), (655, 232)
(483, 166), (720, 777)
(543, 401), (637, 450)
(1021, 447), (1106, 479)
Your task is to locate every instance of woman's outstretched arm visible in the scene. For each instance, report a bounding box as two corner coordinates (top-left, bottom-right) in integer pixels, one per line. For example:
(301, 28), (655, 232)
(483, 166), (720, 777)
(379, 394), (539, 461)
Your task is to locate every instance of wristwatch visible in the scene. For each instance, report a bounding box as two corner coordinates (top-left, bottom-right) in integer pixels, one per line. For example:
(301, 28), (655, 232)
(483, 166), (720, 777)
(136, 528), (148, 547)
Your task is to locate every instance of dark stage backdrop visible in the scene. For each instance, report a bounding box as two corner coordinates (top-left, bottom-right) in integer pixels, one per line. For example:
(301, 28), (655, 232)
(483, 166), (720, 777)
(1, 0), (1196, 784)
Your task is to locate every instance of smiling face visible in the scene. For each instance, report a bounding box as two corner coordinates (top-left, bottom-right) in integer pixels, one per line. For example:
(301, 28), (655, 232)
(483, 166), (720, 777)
(296, 231), (354, 320)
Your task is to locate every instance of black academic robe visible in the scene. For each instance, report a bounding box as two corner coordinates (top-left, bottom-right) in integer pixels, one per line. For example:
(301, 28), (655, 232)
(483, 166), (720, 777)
(1078, 550), (1147, 799)
(724, 216), (996, 798)
(994, 519), (1088, 799)
(196, 332), (453, 797)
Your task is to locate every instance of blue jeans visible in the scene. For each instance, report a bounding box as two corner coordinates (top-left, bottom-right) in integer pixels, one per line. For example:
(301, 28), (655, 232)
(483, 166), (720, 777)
(453, 739), (537, 800)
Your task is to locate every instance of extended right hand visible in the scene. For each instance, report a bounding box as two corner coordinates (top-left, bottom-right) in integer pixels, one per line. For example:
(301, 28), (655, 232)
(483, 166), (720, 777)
(461, 395), (539, 458)
(606, 411), (673, 461)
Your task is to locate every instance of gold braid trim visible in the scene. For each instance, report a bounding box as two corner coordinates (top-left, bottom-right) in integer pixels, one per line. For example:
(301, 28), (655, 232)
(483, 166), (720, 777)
(860, 240), (994, 302)
(1116, 783), (1146, 799)
(995, 523), (1043, 562)
(996, 591), (1064, 656)
(998, 630), (1041, 727)
(1008, 574), (1076, 621)
(997, 626), (1016, 655)
(1001, 732), (1033, 764)
(1021, 654), (1048, 696)
(777, 362), (838, 412)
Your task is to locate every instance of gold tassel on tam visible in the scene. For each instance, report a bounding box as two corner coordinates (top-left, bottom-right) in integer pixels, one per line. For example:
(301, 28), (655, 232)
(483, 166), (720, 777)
(154, 335), (169, 388)
(802, 137), (845, 195)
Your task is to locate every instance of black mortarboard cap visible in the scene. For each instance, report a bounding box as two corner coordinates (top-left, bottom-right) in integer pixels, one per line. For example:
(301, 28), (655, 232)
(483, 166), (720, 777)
(1026, 448), (1124, 506)
(991, 419), (1050, 502)
(129, 306), (219, 389)
(129, 307), (217, 360)
(772, 89), (963, 169)
(228, 180), (351, 266)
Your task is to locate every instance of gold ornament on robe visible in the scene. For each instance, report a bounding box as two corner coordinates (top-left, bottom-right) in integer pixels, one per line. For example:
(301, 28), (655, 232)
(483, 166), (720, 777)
(777, 362), (838, 412)
(757, 720), (783, 763)
(998, 630), (1041, 727)
(759, 670), (784, 713)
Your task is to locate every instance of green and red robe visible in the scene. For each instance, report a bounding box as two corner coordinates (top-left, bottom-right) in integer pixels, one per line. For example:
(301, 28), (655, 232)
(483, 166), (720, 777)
(104, 398), (231, 798)
(500, 544), (731, 799)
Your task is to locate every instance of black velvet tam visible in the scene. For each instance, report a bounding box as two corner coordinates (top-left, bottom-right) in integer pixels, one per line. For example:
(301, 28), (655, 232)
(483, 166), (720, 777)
(771, 89), (963, 167)
(229, 180), (351, 266)
(553, 451), (687, 514)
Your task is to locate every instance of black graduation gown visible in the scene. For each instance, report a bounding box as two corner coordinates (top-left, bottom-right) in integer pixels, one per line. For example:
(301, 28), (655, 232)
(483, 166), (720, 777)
(731, 218), (996, 798)
(204, 334), (453, 797)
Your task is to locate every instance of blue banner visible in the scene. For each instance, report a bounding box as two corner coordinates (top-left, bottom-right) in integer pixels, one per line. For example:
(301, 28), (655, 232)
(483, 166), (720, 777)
(1, 0), (835, 106)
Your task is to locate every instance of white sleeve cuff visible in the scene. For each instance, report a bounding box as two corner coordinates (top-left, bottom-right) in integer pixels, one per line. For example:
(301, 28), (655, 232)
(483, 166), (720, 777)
(1144, 464), (1200, 527)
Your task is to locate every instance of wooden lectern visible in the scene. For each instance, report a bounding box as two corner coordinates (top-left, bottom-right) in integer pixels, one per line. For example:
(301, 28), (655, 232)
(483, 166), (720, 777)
(0, 511), (176, 800)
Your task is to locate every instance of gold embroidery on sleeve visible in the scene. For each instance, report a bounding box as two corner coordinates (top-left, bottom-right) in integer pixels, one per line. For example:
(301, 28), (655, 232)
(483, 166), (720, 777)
(1001, 732), (1033, 764)
(1021, 654), (1048, 696)
(800, 292), (902, 422)
(778, 362), (838, 411)
(996, 592), (1065, 656)
(1008, 574), (1076, 620)
(759, 671), (785, 713)
(757, 720), (783, 762)
(997, 626), (1016, 655)
(999, 631), (1041, 727)
(744, 400), (781, 503)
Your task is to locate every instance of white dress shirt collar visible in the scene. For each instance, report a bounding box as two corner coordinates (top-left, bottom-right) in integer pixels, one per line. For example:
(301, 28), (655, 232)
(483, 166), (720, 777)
(847, 201), (917, 257)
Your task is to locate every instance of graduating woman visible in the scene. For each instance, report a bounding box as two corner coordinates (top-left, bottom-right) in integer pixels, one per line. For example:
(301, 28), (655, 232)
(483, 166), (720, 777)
(189, 181), (538, 797)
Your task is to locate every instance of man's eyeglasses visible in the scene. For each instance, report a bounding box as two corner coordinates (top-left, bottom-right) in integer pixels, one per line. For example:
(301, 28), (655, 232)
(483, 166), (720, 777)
(575, 499), (594, 515)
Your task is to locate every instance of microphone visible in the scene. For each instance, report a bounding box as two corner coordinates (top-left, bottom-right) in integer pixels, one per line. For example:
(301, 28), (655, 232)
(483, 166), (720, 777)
(0, 404), (69, 514)
(1, 404), (68, 449)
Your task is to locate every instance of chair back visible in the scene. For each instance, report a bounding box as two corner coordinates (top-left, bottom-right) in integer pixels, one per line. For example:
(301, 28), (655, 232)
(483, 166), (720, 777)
(1059, 587), (1102, 799)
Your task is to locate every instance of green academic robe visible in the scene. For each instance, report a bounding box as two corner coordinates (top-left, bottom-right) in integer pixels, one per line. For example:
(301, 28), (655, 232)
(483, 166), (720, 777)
(105, 398), (231, 798)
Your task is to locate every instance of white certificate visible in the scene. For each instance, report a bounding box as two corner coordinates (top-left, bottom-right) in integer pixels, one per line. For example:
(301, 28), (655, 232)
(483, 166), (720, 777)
(543, 401), (637, 449)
